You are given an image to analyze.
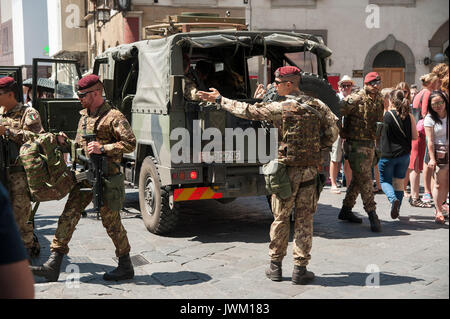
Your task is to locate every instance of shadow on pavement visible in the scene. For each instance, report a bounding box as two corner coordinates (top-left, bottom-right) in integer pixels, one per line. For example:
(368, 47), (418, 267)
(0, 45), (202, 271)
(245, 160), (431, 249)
(312, 271), (424, 287)
(78, 269), (211, 287)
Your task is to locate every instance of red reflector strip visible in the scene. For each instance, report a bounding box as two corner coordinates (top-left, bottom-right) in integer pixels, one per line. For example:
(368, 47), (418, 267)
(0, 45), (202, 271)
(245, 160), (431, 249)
(174, 187), (223, 201)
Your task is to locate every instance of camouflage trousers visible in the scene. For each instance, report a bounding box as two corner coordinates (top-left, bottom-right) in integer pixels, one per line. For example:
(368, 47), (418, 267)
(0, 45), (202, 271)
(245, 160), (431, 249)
(50, 180), (131, 257)
(8, 171), (35, 249)
(269, 166), (318, 267)
(342, 145), (376, 213)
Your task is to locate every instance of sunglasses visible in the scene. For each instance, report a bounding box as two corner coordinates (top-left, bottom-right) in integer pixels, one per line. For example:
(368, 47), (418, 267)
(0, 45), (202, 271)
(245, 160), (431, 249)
(340, 84), (352, 89)
(431, 100), (445, 108)
(367, 79), (381, 86)
(77, 89), (98, 98)
(274, 80), (292, 85)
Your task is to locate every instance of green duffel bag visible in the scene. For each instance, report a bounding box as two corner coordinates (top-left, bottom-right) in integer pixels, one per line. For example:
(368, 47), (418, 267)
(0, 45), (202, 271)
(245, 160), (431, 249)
(262, 160), (292, 199)
(19, 132), (75, 202)
(102, 172), (125, 212)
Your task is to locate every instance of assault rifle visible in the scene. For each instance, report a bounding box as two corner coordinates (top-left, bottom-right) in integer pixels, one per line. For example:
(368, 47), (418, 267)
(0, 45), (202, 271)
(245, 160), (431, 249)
(0, 136), (10, 191)
(76, 134), (107, 220)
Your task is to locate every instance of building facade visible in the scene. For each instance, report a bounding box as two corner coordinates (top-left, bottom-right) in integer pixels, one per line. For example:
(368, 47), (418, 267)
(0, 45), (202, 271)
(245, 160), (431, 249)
(83, 0), (245, 70)
(0, 0), (50, 79)
(246, 0), (449, 88)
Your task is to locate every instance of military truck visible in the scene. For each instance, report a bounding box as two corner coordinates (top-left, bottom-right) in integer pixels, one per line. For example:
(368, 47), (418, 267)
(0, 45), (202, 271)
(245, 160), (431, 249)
(92, 24), (339, 235)
(0, 59), (83, 139)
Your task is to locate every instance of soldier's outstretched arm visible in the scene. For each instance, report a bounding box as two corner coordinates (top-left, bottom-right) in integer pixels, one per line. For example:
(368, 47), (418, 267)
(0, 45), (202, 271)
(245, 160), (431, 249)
(196, 88), (282, 122)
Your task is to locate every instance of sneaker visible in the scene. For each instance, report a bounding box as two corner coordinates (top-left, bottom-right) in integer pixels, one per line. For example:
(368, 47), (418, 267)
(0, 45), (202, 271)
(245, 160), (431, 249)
(422, 193), (433, 203)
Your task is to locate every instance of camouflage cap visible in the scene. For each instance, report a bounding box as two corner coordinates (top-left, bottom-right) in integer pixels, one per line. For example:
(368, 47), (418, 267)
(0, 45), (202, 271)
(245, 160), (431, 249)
(77, 74), (100, 91)
(275, 66), (301, 78)
(0, 76), (16, 90)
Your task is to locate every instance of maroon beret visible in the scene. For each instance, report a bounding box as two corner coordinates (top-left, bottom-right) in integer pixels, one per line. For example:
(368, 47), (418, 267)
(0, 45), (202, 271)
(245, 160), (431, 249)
(0, 76), (16, 89)
(364, 72), (381, 84)
(77, 74), (100, 91)
(275, 66), (301, 78)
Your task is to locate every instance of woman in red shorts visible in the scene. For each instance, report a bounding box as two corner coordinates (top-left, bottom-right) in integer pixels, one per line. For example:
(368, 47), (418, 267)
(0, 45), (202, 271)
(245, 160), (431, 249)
(408, 73), (440, 207)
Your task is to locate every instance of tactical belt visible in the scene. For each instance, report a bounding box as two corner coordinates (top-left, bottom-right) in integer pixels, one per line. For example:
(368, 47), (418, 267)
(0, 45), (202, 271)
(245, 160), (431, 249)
(347, 139), (375, 148)
(298, 177), (316, 189)
(8, 166), (25, 174)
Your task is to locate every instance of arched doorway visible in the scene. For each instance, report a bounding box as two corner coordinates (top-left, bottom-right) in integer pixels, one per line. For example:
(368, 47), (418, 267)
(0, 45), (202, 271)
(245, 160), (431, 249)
(429, 20), (449, 69)
(364, 34), (416, 86)
(373, 50), (405, 88)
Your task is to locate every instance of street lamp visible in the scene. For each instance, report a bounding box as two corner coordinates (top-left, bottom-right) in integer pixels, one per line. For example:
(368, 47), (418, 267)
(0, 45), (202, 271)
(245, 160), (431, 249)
(97, 4), (111, 26)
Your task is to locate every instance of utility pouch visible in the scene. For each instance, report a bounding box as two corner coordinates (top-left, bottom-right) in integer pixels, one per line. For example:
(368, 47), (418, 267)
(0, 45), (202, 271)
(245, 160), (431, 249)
(347, 142), (363, 174)
(102, 172), (125, 212)
(262, 160), (292, 199)
(372, 147), (381, 167)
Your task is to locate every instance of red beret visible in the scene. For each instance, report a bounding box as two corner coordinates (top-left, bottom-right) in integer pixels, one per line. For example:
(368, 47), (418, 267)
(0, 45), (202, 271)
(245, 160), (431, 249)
(0, 76), (16, 89)
(364, 72), (380, 84)
(275, 66), (301, 78)
(77, 74), (100, 91)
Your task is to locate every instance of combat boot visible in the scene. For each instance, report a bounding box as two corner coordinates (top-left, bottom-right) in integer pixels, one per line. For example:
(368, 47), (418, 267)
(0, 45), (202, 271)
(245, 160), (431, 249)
(368, 211), (382, 232)
(103, 253), (134, 281)
(30, 251), (64, 282)
(265, 261), (282, 282)
(292, 265), (315, 285)
(338, 205), (363, 223)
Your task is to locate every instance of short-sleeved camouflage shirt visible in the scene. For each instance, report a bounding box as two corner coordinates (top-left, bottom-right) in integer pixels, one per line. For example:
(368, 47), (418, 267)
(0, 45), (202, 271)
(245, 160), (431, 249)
(0, 103), (44, 145)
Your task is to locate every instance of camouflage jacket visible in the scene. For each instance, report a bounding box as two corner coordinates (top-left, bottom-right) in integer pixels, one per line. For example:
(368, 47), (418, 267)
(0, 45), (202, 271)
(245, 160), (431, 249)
(0, 103), (44, 167)
(0, 103), (44, 145)
(68, 102), (136, 175)
(220, 93), (339, 166)
(340, 88), (384, 141)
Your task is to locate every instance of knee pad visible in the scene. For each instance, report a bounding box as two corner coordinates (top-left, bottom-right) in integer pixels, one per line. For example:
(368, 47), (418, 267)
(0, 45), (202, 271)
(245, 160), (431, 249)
(392, 178), (404, 191)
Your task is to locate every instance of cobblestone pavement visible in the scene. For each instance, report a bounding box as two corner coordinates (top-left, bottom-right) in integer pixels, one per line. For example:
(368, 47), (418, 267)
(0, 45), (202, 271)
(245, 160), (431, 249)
(31, 184), (448, 299)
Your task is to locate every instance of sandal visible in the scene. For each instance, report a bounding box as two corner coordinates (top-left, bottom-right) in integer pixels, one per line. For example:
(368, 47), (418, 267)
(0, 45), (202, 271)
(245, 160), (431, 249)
(409, 198), (433, 208)
(330, 186), (341, 194)
(441, 203), (449, 218)
(435, 211), (445, 224)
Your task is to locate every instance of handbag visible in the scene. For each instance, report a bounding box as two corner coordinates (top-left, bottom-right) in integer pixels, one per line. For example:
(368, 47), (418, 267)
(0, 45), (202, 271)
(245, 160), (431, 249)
(434, 143), (448, 165)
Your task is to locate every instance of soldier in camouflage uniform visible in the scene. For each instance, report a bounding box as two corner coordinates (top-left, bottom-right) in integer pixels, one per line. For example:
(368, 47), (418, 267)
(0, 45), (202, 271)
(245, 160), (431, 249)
(31, 74), (136, 282)
(183, 54), (213, 101)
(338, 72), (384, 232)
(197, 66), (338, 285)
(0, 77), (44, 259)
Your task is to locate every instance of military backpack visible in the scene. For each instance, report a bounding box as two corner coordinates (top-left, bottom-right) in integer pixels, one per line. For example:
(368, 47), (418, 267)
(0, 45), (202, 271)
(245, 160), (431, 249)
(279, 98), (322, 167)
(19, 133), (76, 202)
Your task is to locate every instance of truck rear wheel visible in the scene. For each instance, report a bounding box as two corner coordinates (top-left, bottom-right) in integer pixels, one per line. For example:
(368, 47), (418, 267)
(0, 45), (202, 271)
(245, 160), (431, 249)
(139, 156), (178, 235)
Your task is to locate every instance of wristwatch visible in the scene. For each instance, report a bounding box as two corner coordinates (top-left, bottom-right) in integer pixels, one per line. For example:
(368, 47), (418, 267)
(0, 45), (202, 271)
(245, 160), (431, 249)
(215, 94), (222, 105)
(100, 145), (105, 154)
